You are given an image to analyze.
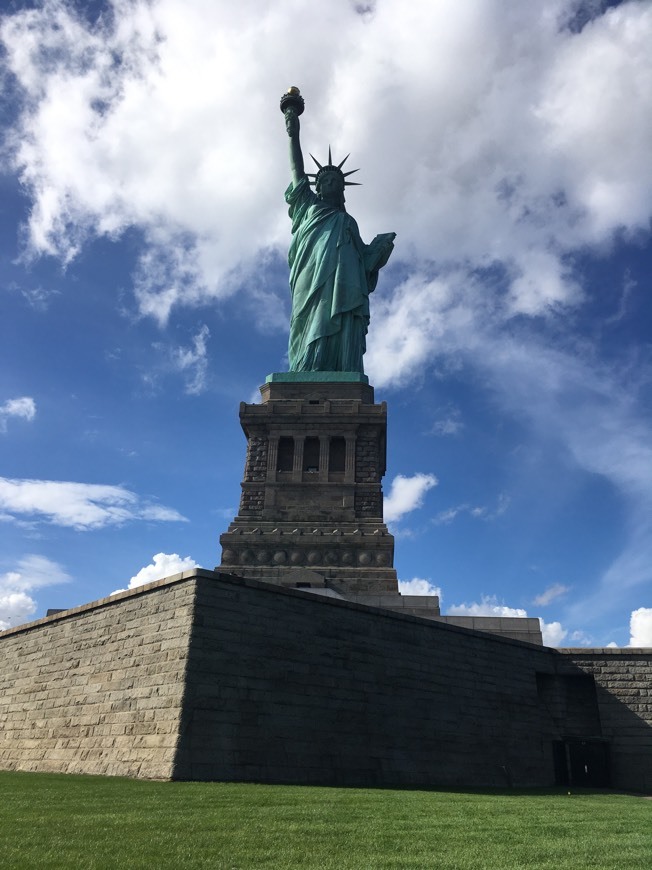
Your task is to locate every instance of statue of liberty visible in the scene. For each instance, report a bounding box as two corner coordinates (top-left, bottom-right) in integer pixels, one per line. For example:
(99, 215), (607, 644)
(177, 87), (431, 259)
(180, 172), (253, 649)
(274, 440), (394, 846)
(281, 88), (396, 374)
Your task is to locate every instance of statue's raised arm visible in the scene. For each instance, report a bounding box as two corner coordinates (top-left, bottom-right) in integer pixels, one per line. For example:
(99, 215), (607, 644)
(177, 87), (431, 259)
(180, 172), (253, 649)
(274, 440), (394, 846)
(282, 89), (305, 187)
(279, 87), (396, 375)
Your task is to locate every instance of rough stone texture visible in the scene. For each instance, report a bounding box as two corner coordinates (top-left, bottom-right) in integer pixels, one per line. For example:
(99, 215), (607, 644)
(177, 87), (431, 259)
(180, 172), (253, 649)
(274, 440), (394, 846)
(260, 380), (374, 403)
(0, 574), (199, 779)
(433, 616), (543, 645)
(243, 435), (268, 483)
(238, 487), (265, 515)
(218, 379), (540, 642)
(557, 651), (652, 793)
(354, 490), (383, 518)
(345, 593), (441, 620)
(173, 574), (554, 786)
(219, 380), (398, 593)
(1, 570), (649, 789)
(355, 427), (382, 484)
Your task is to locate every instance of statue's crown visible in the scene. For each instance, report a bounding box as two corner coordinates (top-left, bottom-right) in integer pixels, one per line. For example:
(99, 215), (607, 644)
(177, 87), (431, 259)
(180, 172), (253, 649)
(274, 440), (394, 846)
(308, 147), (361, 188)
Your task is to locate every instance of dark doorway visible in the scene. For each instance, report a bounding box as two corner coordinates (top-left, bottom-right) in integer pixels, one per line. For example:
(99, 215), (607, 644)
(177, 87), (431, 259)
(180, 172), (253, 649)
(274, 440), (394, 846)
(553, 739), (611, 787)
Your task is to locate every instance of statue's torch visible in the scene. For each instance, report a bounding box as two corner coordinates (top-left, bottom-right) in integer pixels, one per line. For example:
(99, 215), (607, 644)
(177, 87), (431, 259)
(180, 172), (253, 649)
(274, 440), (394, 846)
(280, 86), (305, 118)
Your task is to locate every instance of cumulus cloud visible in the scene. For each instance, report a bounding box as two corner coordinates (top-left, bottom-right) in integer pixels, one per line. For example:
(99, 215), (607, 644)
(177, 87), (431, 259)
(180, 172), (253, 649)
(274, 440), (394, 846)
(540, 620), (568, 647)
(629, 607), (652, 647)
(377, 273), (652, 631)
(111, 552), (199, 595)
(2, 0), (652, 639)
(398, 578), (442, 598)
(384, 473), (438, 523)
(1, 0), (650, 327)
(0, 555), (71, 630)
(533, 583), (570, 606)
(0, 477), (187, 530)
(0, 396), (36, 432)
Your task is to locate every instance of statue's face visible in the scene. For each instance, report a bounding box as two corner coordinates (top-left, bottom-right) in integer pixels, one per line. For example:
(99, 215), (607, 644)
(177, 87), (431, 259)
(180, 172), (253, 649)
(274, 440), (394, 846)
(317, 171), (344, 204)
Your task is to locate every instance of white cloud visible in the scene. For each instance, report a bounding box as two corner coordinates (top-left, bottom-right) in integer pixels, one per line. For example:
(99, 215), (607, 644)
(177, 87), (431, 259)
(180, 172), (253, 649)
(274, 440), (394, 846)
(0, 477), (187, 530)
(448, 594), (527, 618)
(2, 0), (651, 640)
(533, 583), (570, 606)
(0, 555), (71, 630)
(540, 619), (568, 648)
(629, 607), (652, 647)
(374, 277), (652, 631)
(433, 506), (465, 526)
(0, 396), (36, 432)
(146, 324), (211, 394)
(430, 407), (464, 437)
(398, 578), (442, 598)
(366, 274), (460, 389)
(384, 473), (438, 523)
(170, 324), (210, 395)
(433, 494), (510, 525)
(20, 285), (60, 311)
(111, 552), (199, 595)
(1, 0), (650, 326)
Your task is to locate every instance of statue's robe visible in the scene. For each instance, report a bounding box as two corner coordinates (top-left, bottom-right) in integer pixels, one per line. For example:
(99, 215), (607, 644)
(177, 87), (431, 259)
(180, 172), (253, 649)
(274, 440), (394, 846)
(285, 177), (381, 373)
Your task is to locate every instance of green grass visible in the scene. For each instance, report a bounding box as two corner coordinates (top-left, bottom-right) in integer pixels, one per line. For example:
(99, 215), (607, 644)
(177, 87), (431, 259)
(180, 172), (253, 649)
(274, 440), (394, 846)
(0, 772), (649, 869)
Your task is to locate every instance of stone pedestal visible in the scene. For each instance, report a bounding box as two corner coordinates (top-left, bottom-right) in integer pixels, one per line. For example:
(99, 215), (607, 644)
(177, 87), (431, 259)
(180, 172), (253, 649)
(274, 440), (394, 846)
(218, 376), (400, 596)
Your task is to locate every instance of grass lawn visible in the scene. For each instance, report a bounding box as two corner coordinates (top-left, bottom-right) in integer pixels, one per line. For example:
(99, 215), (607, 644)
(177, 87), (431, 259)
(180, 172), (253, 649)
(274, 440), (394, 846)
(0, 771), (649, 869)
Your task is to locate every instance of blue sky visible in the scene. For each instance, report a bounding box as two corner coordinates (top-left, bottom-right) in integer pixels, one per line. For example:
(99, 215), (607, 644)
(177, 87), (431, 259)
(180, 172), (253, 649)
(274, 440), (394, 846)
(1, 0), (651, 647)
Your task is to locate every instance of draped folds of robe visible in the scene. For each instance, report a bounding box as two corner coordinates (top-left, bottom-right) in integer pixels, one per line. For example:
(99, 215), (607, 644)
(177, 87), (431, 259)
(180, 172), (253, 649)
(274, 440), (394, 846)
(285, 177), (382, 373)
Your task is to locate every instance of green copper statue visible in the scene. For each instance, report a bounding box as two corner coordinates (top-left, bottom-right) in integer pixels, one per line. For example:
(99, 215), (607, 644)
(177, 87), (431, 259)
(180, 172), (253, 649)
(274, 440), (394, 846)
(281, 87), (396, 374)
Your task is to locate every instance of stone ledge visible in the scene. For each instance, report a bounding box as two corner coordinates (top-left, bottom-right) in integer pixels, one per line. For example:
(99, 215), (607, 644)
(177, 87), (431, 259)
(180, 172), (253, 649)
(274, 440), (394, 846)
(432, 616), (543, 645)
(0, 569), (215, 639)
(265, 371), (369, 384)
(259, 379), (375, 404)
(7, 569), (645, 656)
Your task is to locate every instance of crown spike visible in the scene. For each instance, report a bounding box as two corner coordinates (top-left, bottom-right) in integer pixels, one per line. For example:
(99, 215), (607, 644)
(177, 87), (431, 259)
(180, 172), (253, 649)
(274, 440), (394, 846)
(309, 147), (362, 191)
(344, 181), (362, 186)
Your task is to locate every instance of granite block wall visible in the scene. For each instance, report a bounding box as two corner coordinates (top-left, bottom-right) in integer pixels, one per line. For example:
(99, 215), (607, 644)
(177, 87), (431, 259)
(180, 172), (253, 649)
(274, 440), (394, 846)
(558, 650), (652, 792)
(0, 574), (199, 779)
(1, 570), (650, 789)
(173, 573), (556, 787)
